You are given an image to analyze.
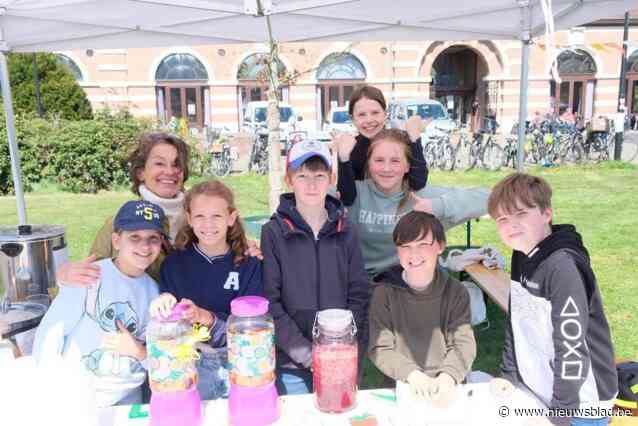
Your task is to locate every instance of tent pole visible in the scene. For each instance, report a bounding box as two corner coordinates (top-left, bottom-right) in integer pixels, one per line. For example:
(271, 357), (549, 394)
(516, 0), (532, 172)
(0, 51), (27, 225)
(516, 40), (530, 172)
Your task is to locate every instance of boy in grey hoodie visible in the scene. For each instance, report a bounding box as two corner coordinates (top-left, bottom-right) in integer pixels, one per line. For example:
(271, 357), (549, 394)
(489, 173), (617, 426)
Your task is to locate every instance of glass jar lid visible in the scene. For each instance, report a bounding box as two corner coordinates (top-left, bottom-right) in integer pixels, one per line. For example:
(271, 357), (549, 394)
(316, 309), (352, 333)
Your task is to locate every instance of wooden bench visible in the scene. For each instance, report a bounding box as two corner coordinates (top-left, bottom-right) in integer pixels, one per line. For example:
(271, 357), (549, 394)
(464, 263), (510, 313)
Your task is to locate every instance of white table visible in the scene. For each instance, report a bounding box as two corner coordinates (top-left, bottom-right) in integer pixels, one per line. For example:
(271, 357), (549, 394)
(98, 382), (546, 426)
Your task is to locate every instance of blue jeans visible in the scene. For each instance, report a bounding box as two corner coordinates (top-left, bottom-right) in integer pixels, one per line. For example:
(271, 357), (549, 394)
(196, 347), (229, 400)
(570, 417), (610, 426)
(275, 368), (313, 395)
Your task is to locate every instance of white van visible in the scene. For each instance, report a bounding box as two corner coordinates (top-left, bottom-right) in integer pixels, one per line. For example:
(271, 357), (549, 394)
(389, 99), (457, 138)
(242, 101), (299, 137)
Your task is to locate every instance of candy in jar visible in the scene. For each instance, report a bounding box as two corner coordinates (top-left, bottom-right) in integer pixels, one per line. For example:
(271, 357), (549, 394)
(146, 303), (209, 426)
(227, 296), (279, 426)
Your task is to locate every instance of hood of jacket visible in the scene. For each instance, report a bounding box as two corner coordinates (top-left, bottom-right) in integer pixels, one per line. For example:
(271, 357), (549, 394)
(271, 192), (348, 238)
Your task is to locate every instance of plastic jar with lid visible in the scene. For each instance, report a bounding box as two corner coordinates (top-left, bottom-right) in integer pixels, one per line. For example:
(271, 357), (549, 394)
(312, 308), (358, 413)
(146, 303), (198, 393)
(227, 296), (276, 388)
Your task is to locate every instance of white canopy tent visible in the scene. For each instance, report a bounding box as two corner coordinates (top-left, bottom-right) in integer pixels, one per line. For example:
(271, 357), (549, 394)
(1, 0), (634, 223)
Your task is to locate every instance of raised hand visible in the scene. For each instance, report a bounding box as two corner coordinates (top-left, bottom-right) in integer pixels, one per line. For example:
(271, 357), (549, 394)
(56, 255), (101, 287)
(332, 132), (358, 162)
(405, 115), (424, 142)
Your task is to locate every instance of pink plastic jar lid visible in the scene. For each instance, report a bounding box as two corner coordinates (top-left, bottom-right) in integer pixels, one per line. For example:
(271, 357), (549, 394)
(230, 296), (269, 317)
(156, 302), (189, 322)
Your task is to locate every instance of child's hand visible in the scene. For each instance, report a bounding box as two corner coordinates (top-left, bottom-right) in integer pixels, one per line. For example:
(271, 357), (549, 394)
(332, 132), (357, 162)
(245, 240), (263, 260)
(406, 370), (435, 400)
(405, 116), (424, 142)
(103, 320), (145, 360)
(411, 193), (433, 214)
(428, 373), (457, 408)
(149, 293), (177, 318)
(179, 298), (215, 327)
(56, 255), (101, 287)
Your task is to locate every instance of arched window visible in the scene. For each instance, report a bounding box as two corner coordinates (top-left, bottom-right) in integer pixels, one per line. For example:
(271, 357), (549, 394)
(627, 50), (638, 114)
(155, 53), (208, 80)
(236, 53), (288, 127)
(56, 54), (83, 81)
(155, 53), (209, 129)
(237, 53), (286, 82)
(550, 49), (597, 119)
(316, 53), (366, 125)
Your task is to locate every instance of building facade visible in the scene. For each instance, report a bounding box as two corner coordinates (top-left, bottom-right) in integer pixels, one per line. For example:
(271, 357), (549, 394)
(58, 24), (638, 134)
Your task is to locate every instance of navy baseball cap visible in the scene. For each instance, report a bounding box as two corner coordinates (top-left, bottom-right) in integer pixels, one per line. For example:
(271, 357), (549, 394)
(113, 200), (167, 237)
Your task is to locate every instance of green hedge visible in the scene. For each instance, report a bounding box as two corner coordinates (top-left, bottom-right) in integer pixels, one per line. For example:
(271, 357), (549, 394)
(0, 110), (152, 194)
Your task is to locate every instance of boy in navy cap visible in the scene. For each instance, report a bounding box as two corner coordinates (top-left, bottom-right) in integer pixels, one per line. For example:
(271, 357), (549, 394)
(34, 200), (164, 407)
(261, 140), (369, 395)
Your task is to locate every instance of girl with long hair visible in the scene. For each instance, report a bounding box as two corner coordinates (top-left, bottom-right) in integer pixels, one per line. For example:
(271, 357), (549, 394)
(150, 179), (263, 400)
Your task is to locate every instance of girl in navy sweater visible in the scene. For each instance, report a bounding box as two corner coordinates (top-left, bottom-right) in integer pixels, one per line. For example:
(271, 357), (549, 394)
(150, 180), (263, 400)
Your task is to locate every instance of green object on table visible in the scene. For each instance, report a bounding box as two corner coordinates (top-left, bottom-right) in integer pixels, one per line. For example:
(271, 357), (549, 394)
(351, 412), (373, 420)
(128, 404), (149, 419)
(370, 391), (397, 403)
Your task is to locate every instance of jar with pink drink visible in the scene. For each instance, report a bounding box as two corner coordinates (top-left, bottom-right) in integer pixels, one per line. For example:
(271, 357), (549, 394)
(312, 309), (358, 413)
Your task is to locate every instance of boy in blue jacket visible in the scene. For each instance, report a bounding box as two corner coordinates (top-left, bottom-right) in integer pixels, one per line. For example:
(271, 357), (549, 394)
(261, 140), (370, 395)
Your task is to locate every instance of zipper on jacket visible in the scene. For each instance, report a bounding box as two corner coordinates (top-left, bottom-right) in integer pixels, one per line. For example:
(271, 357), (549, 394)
(315, 236), (320, 311)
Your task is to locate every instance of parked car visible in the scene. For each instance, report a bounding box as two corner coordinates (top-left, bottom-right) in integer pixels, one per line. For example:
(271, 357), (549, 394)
(316, 106), (354, 141)
(389, 99), (457, 139)
(242, 101), (303, 156)
(325, 106), (354, 133)
(242, 101), (299, 138)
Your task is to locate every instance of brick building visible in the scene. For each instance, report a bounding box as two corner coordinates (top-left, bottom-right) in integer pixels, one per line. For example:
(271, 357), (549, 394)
(57, 17), (638, 134)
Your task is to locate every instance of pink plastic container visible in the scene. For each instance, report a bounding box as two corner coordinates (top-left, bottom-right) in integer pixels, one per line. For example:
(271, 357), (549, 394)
(227, 296), (279, 426)
(150, 386), (202, 426)
(147, 303), (202, 426)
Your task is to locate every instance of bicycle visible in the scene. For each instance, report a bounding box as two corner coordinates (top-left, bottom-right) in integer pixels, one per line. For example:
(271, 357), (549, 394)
(501, 135), (521, 169)
(209, 130), (236, 177)
(204, 126), (236, 177)
(557, 131), (585, 165)
(424, 132), (456, 171)
(248, 124), (269, 175)
(468, 118), (503, 171)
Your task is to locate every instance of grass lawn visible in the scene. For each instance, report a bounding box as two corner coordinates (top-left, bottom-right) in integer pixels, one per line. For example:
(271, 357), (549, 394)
(2, 163), (636, 387)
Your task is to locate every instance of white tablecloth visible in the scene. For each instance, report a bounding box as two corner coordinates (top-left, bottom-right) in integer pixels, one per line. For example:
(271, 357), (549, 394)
(98, 383), (546, 426)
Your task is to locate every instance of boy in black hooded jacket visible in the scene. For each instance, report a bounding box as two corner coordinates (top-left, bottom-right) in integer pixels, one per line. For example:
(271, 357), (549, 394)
(261, 140), (369, 395)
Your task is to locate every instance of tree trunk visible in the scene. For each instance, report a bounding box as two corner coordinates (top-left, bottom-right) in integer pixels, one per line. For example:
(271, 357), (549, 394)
(267, 87), (282, 213)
